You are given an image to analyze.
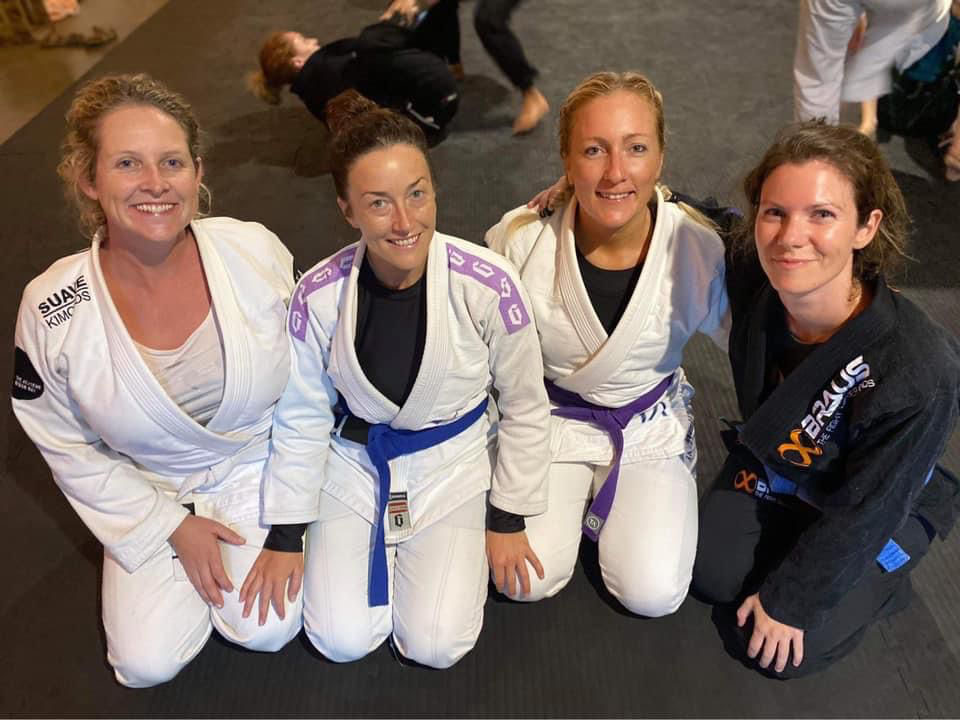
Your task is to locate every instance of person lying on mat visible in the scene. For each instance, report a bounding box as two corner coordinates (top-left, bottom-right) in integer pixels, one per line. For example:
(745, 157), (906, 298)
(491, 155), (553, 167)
(11, 73), (302, 688)
(253, 90), (550, 669)
(492, 71), (731, 617)
(693, 120), (960, 678)
(248, 13), (459, 144)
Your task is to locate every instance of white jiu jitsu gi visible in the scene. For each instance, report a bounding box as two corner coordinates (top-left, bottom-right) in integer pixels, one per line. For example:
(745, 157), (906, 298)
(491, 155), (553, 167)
(12, 217), (302, 687)
(485, 187), (729, 616)
(794, 0), (952, 122)
(263, 231), (550, 668)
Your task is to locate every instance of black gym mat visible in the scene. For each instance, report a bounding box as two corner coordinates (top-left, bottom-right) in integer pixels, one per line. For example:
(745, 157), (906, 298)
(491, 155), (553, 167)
(1, 0), (958, 716)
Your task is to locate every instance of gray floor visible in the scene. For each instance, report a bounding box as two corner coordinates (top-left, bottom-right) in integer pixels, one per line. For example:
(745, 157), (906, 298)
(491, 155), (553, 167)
(0, 0), (959, 716)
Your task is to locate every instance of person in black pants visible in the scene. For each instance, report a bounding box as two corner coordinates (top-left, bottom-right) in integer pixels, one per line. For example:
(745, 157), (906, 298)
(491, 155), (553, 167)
(692, 121), (960, 679)
(383, 0), (549, 134)
(249, 14), (459, 144)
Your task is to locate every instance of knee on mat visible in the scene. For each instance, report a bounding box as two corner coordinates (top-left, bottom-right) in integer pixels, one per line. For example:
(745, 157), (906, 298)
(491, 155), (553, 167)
(393, 622), (479, 669)
(110, 648), (189, 689)
(304, 622), (382, 664)
(692, 556), (742, 605)
(606, 568), (690, 617)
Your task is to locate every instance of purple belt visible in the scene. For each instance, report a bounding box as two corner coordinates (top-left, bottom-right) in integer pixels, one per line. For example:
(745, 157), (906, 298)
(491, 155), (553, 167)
(545, 374), (674, 541)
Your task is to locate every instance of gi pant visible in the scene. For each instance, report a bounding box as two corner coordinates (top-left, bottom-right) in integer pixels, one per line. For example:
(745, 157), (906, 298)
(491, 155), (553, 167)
(793, 0), (949, 122)
(303, 492), (488, 669)
(693, 487), (932, 678)
(516, 453), (699, 617)
(103, 513), (303, 688)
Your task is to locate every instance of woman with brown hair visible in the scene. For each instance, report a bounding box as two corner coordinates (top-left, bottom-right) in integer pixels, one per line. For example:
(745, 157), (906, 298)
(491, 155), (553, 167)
(258, 90), (550, 668)
(248, 15), (459, 143)
(693, 120), (960, 678)
(487, 71), (730, 617)
(11, 73), (303, 687)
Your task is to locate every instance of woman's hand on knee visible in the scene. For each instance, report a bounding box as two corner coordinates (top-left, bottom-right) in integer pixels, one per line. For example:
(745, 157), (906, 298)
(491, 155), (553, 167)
(168, 515), (246, 609)
(238, 549), (304, 626)
(485, 529), (544, 597)
(737, 593), (805, 673)
(526, 176), (570, 217)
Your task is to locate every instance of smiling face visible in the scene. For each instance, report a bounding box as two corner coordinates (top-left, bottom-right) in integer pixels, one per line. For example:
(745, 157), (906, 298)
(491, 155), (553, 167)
(81, 104), (201, 249)
(337, 143), (436, 289)
(755, 159), (881, 305)
(563, 90), (664, 242)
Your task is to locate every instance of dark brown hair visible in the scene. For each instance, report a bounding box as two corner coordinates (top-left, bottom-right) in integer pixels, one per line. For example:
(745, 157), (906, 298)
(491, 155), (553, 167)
(738, 120), (910, 282)
(326, 89), (431, 198)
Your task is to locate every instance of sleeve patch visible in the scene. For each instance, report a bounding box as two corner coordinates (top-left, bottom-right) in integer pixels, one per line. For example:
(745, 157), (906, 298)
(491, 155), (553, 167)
(12, 347), (44, 400)
(447, 245), (530, 334)
(288, 247), (357, 341)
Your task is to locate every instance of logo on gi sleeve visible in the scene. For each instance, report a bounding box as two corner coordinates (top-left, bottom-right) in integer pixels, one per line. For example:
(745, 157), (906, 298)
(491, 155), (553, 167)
(12, 347), (43, 400)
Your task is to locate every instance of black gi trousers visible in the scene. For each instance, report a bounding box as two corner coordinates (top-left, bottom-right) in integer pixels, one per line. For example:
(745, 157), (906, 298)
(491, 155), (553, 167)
(474, 0), (538, 91)
(693, 486), (933, 679)
(354, 22), (460, 142)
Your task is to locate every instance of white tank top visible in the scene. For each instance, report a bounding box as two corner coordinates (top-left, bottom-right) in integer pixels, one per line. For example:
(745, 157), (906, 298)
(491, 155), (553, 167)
(135, 309), (225, 426)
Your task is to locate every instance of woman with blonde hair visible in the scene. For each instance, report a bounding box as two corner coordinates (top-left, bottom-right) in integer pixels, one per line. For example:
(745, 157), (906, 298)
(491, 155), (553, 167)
(249, 16), (459, 142)
(693, 121), (960, 678)
(11, 73), (302, 687)
(486, 71), (729, 616)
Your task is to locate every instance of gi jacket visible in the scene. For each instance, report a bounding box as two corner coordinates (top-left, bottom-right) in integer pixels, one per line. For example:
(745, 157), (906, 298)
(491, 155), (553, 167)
(726, 254), (960, 629)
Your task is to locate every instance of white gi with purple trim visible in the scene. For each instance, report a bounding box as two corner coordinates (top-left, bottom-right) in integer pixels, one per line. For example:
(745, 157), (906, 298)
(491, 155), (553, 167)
(485, 189), (729, 617)
(263, 231), (549, 668)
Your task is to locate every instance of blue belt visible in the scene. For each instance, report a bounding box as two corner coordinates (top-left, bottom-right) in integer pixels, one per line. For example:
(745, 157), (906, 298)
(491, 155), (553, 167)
(336, 399), (488, 607)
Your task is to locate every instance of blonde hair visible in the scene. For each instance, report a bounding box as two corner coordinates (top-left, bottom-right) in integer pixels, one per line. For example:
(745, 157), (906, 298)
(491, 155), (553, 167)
(248, 31), (298, 105)
(556, 71), (717, 232)
(57, 72), (209, 239)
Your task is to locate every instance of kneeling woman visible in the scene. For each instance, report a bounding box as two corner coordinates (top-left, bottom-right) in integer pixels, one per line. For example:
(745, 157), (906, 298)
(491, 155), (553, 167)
(11, 74), (302, 687)
(486, 72), (729, 616)
(258, 91), (550, 668)
(694, 121), (960, 678)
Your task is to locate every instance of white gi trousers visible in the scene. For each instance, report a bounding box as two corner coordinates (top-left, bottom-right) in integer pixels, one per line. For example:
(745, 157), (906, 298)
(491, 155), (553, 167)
(794, 0), (950, 122)
(517, 454), (699, 617)
(103, 515), (303, 688)
(303, 492), (488, 669)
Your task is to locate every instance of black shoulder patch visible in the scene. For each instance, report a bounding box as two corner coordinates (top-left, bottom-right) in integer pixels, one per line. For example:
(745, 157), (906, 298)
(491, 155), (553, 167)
(12, 347), (43, 400)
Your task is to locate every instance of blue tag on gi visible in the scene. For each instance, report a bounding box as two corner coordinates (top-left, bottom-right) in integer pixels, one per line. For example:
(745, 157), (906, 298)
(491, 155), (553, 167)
(876, 538), (910, 572)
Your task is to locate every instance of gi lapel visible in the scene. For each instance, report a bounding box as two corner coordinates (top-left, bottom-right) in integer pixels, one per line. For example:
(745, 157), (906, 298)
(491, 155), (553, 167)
(739, 281), (895, 469)
(391, 233), (450, 430)
(88, 227), (251, 455)
(555, 187), (669, 397)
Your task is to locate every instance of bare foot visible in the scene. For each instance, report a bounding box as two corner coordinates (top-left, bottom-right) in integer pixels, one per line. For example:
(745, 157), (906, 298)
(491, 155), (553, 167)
(513, 87), (549, 135)
(449, 63), (465, 81)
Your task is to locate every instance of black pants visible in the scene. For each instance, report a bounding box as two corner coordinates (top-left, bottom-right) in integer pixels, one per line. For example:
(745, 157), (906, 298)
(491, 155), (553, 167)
(414, 0), (461, 65)
(354, 22), (460, 142)
(474, 0), (537, 91)
(693, 485), (932, 679)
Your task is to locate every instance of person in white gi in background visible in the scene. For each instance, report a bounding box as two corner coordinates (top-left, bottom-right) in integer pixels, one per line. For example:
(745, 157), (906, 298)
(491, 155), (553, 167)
(793, 0), (952, 136)
(11, 73), (302, 688)
(487, 71), (729, 617)
(257, 90), (550, 668)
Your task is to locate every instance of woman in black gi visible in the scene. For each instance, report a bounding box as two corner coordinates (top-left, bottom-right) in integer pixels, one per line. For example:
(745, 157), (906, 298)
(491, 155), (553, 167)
(693, 120), (960, 678)
(248, 14), (459, 143)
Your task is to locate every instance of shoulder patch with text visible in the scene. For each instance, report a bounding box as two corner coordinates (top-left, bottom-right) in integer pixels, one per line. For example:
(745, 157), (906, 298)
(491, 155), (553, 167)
(447, 245), (530, 334)
(288, 247), (357, 341)
(36, 275), (91, 329)
(12, 347), (43, 400)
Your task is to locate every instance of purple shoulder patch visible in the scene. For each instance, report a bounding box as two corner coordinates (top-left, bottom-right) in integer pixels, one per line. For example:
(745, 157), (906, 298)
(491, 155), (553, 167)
(447, 245), (530, 334)
(288, 247), (356, 341)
